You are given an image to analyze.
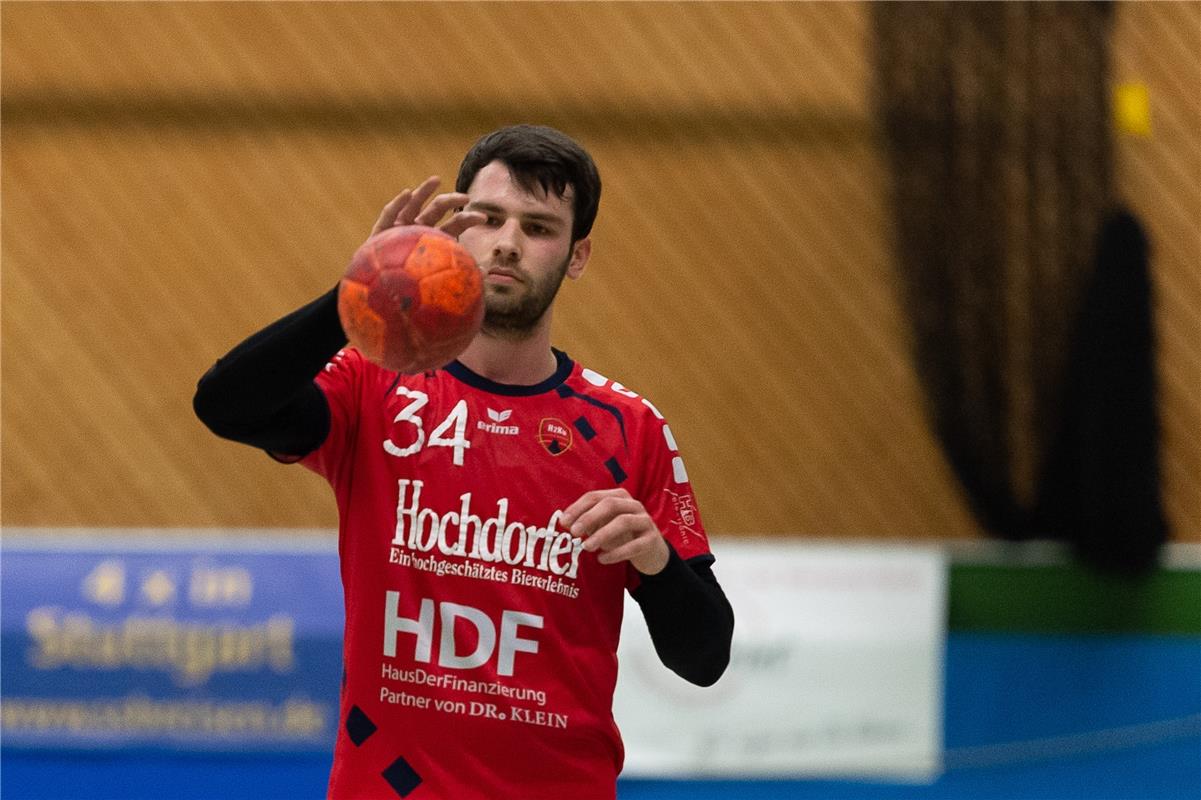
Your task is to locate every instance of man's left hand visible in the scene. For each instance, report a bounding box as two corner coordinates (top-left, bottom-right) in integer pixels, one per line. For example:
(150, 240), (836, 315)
(560, 488), (670, 575)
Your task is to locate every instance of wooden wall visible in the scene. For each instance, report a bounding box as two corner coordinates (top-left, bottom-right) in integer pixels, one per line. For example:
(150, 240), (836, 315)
(2, 2), (1196, 541)
(1110, 2), (1201, 545)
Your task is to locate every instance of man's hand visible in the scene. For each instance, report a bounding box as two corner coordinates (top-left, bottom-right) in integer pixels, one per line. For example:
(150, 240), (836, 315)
(369, 176), (485, 240)
(560, 489), (670, 575)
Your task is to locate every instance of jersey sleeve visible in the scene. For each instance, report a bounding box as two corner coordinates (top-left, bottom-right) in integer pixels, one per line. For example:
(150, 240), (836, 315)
(300, 347), (367, 484)
(632, 399), (712, 564)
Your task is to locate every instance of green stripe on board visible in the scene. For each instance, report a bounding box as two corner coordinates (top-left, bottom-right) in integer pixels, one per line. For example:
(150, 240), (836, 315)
(948, 563), (1201, 635)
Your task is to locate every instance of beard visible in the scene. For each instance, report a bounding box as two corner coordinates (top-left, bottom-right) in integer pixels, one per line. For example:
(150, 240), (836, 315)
(481, 253), (571, 339)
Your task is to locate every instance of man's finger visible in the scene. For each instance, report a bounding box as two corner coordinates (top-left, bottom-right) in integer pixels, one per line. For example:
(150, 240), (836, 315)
(441, 211), (487, 239)
(582, 513), (643, 553)
(561, 489), (629, 529)
(569, 497), (640, 540)
(415, 192), (472, 228)
(560, 491), (605, 529)
(371, 190), (412, 236)
(400, 176), (442, 222)
(596, 538), (643, 566)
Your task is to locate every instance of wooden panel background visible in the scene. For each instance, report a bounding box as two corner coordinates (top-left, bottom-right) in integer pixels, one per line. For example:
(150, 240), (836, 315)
(1110, 2), (1201, 545)
(2, 2), (1196, 541)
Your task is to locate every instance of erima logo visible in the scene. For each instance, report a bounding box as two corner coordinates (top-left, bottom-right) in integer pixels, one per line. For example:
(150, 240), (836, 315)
(478, 408), (519, 435)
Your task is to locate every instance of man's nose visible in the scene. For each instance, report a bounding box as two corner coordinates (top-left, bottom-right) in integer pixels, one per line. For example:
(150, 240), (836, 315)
(492, 220), (521, 262)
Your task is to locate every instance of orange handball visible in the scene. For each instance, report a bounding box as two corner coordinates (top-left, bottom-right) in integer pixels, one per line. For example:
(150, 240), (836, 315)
(338, 225), (484, 373)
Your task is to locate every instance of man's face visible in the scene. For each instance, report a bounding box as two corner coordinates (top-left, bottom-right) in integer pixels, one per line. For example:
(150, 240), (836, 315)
(458, 161), (589, 336)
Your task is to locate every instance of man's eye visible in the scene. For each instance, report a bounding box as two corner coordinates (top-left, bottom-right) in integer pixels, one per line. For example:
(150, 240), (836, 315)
(485, 216), (502, 226)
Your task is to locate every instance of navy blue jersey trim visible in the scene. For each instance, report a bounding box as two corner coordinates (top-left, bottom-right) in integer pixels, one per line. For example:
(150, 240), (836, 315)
(556, 383), (628, 450)
(573, 417), (596, 441)
(604, 456), (628, 485)
(444, 349), (574, 396)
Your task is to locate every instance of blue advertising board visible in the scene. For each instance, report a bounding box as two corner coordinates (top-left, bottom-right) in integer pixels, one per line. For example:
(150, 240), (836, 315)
(1, 532), (344, 754)
(3, 534), (1199, 799)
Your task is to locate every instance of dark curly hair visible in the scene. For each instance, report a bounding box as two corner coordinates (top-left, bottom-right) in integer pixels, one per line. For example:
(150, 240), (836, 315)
(455, 125), (601, 243)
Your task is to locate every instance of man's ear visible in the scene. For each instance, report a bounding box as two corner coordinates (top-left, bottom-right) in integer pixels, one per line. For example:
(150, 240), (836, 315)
(566, 238), (591, 280)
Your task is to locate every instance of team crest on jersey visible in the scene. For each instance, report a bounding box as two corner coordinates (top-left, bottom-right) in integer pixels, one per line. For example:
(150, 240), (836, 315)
(537, 418), (573, 456)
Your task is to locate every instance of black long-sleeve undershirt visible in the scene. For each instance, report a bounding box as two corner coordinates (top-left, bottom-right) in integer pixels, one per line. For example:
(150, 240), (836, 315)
(630, 546), (733, 686)
(193, 287), (345, 455)
(194, 290), (733, 686)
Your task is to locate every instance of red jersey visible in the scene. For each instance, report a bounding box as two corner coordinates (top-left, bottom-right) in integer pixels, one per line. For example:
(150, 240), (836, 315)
(301, 347), (711, 800)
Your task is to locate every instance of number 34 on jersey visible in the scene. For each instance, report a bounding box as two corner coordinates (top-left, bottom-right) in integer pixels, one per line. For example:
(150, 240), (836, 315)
(383, 387), (472, 466)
